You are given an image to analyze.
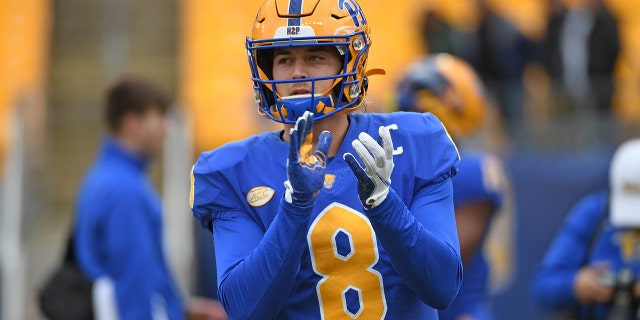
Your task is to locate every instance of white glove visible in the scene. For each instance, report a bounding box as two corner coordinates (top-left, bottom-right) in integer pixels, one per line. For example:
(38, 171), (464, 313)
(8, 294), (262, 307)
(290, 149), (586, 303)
(343, 125), (394, 209)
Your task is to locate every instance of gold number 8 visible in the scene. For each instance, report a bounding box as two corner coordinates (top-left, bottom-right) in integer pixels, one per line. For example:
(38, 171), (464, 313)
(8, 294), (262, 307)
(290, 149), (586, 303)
(308, 203), (387, 319)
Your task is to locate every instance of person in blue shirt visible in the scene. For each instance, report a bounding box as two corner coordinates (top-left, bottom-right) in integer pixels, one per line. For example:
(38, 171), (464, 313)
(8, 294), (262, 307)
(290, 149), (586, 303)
(73, 77), (226, 320)
(532, 138), (640, 320)
(189, 0), (463, 319)
(395, 53), (508, 320)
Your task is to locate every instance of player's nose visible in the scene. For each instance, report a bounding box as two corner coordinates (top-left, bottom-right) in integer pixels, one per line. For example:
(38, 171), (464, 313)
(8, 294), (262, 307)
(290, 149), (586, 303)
(292, 59), (308, 79)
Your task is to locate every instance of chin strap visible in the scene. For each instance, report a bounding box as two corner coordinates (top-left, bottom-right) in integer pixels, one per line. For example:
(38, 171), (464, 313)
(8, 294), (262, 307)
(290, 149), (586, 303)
(279, 95), (334, 123)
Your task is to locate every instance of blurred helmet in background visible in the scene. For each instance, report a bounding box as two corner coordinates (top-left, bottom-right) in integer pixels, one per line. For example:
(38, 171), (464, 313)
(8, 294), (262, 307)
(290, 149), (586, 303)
(396, 53), (486, 138)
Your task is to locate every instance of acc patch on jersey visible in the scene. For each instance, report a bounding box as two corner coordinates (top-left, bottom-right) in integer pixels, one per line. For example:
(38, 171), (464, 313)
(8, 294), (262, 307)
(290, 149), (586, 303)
(247, 186), (275, 207)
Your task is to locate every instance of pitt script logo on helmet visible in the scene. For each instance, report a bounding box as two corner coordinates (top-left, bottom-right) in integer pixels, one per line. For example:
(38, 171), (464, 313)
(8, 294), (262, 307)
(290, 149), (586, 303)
(246, 0), (385, 124)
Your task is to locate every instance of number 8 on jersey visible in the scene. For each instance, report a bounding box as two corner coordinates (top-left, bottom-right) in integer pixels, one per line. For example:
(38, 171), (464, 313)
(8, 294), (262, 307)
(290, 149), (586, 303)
(308, 203), (387, 319)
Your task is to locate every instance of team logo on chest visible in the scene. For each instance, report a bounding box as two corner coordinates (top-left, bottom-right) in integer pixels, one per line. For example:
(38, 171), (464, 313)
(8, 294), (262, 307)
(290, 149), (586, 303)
(324, 174), (336, 190)
(246, 186), (275, 207)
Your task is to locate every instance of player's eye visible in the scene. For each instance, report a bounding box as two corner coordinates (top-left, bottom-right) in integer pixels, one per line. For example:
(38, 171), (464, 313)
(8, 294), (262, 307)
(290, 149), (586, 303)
(275, 56), (292, 65)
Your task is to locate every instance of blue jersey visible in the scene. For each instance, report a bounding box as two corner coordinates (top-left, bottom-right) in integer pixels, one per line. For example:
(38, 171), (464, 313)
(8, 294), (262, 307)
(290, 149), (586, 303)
(191, 112), (462, 319)
(439, 152), (505, 320)
(532, 191), (633, 319)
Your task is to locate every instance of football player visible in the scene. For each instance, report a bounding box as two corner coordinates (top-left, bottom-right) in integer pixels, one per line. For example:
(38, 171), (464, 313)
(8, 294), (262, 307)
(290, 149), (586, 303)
(190, 0), (462, 319)
(396, 54), (508, 320)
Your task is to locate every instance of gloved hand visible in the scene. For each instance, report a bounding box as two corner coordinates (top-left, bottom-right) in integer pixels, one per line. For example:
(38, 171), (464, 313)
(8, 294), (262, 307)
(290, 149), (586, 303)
(343, 125), (394, 209)
(284, 111), (332, 206)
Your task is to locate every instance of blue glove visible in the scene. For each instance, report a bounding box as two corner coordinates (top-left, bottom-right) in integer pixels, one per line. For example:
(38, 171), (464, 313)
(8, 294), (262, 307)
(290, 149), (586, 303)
(343, 125), (394, 209)
(284, 111), (332, 206)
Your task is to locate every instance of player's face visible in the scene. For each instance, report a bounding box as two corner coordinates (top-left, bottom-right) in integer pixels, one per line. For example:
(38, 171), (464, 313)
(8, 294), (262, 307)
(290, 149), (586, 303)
(271, 46), (342, 98)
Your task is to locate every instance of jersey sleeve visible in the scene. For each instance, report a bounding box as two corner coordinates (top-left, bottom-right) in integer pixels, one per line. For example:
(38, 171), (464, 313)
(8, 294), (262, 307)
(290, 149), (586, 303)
(418, 113), (460, 184)
(368, 182), (462, 309)
(190, 146), (259, 232)
(364, 112), (463, 309)
(189, 148), (316, 319)
(531, 192), (609, 308)
(190, 152), (224, 232)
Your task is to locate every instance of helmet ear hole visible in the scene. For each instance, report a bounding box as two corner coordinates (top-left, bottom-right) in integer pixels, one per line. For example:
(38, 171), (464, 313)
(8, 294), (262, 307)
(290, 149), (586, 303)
(261, 83), (276, 106)
(256, 49), (276, 106)
(257, 49), (274, 80)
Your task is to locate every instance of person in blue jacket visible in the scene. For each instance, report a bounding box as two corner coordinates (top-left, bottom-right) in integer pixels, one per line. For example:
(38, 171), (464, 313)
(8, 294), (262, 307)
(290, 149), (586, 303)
(73, 77), (226, 320)
(396, 53), (509, 320)
(189, 0), (463, 319)
(532, 138), (640, 319)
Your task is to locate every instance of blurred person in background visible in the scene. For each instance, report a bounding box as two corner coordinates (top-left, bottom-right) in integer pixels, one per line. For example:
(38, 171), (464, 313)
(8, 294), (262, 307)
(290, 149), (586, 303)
(420, 0), (538, 138)
(532, 138), (640, 319)
(395, 53), (509, 320)
(419, 0), (482, 68)
(536, 0), (619, 117)
(73, 76), (226, 320)
(189, 0), (464, 318)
